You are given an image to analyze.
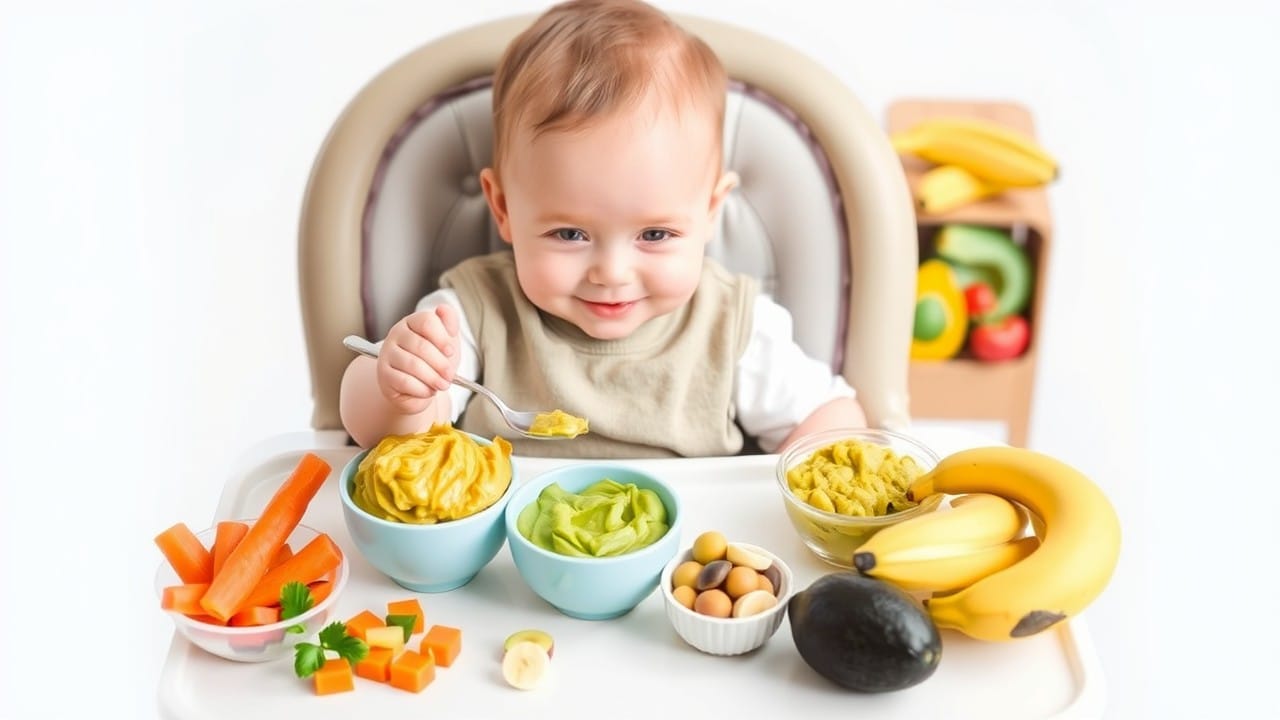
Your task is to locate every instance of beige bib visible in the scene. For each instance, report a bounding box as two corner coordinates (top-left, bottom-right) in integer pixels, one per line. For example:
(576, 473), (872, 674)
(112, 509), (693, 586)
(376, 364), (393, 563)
(441, 251), (756, 458)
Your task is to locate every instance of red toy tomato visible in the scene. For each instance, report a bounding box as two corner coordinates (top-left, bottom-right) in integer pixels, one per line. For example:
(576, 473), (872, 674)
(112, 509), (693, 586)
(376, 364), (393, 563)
(970, 315), (1030, 361)
(963, 282), (998, 319)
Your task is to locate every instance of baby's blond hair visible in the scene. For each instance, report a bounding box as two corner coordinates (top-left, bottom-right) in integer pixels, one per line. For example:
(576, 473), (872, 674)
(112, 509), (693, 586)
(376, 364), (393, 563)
(490, 0), (727, 172)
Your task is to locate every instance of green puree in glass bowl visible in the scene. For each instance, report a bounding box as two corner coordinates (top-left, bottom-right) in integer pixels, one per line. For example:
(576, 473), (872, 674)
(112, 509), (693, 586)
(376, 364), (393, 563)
(516, 479), (669, 557)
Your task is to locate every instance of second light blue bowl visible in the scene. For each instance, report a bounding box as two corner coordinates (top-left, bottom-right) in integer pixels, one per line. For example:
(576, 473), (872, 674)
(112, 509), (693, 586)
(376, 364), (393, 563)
(504, 464), (682, 620)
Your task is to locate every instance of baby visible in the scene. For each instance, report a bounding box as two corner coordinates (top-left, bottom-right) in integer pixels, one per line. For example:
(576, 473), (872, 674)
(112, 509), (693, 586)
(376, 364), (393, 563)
(340, 0), (866, 457)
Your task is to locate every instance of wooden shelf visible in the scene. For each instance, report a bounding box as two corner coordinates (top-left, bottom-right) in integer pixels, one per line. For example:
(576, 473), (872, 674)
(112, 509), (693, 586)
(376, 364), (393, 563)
(887, 99), (1053, 448)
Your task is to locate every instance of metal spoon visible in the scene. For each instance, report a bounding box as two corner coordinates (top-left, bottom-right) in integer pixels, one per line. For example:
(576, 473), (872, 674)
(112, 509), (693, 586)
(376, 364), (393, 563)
(342, 335), (584, 440)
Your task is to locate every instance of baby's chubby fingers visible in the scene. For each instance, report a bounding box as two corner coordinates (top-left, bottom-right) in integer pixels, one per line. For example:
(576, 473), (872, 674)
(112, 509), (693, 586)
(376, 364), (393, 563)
(405, 304), (461, 359)
(381, 309), (458, 394)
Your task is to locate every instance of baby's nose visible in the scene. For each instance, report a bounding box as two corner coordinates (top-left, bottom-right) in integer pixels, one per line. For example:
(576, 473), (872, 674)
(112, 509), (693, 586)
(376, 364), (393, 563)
(588, 246), (635, 286)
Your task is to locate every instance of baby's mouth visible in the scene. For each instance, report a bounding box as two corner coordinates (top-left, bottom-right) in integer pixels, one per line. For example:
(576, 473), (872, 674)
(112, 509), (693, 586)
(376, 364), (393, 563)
(580, 298), (637, 318)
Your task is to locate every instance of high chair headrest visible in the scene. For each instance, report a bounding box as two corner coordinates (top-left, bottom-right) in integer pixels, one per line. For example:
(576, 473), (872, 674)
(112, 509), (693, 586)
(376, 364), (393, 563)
(360, 78), (848, 371)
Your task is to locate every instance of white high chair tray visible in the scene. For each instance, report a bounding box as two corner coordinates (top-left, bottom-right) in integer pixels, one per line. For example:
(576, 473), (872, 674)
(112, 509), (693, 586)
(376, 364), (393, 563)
(157, 429), (1105, 719)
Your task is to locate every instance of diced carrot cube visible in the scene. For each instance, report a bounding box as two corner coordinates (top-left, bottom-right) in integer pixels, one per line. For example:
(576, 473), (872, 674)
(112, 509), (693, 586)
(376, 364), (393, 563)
(314, 658), (354, 695)
(355, 646), (394, 683)
(387, 598), (425, 634)
(389, 650), (435, 693)
(365, 625), (405, 654)
(345, 610), (384, 641)
(229, 605), (280, 627)
(419, 625), (462, 667)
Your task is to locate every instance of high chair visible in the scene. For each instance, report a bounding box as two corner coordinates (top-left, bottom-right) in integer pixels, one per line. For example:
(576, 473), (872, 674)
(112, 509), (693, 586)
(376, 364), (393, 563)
(296, 13), (919, 448)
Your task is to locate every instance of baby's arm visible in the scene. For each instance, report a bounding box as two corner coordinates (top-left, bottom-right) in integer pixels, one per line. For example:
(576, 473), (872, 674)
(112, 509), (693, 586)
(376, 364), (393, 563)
(735, 296), (868, 453)
(339, 304), (460, 448)
(776, 395), (867, 452)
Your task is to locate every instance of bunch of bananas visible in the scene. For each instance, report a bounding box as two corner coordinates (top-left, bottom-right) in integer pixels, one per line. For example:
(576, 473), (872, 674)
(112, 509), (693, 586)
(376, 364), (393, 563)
(852, 446), (1120, 642)
(890, 117), (1059, 214)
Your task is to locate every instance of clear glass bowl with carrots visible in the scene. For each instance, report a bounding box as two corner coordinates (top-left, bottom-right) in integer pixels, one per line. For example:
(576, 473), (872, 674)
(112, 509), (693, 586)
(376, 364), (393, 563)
(154, 452), (346, 662)
(154, 522), (349, 662)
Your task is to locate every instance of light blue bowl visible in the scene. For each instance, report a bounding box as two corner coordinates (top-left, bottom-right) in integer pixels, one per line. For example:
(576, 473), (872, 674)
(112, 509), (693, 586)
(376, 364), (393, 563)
(338, 438), (515, 593)
(504, 464), (682, 620)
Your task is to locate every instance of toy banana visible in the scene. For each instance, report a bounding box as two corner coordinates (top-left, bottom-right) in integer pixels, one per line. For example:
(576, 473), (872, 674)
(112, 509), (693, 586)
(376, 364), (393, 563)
(907, 447), (1121, 642)
(892, 117), (1058, 187)
(852, 492), (1027, 568)
(915, 164), (1007, 214)
(856, 535), (1040, 593)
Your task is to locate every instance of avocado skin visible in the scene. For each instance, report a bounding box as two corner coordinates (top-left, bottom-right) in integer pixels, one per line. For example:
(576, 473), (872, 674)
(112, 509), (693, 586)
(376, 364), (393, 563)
(788, 573), (942, 692)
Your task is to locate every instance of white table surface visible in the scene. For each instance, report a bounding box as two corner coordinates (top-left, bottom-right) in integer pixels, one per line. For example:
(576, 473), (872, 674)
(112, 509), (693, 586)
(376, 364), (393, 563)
(154, 425), (1107, 720)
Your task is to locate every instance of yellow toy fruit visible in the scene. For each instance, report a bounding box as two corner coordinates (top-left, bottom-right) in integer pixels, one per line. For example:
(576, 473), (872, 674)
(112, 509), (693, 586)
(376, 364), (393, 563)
(892, 117), (1058, 187)
(911, 259), (969, 361)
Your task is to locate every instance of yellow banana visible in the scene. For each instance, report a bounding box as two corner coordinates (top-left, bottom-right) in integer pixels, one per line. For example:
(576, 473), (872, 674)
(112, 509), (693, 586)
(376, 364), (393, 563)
(907, 447), (1121, 642)
(915, 164), (1007, 214)
(857, 536), (1040, 593)
(892, 117), (1058, 187)
(910, 117), (1058, 168)
(853, 492), (1027, 568)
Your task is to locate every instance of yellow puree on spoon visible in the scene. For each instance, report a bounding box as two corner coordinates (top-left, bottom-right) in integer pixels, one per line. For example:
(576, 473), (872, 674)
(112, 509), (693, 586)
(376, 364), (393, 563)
(528, 409), (590, 438)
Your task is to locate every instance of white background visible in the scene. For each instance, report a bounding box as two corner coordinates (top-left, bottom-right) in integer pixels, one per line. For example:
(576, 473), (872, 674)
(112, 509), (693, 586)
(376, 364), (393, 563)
(2, 0), (1277, 717)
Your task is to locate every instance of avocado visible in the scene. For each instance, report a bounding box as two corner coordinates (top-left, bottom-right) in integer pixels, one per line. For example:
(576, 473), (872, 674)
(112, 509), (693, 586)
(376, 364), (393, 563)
(935, 224), (1031, 322)
(787, 573), (941, 692)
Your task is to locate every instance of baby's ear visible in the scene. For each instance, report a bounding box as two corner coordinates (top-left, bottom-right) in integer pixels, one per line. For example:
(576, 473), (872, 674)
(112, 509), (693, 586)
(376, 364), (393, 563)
(480, 168), (512, 243)
(709, 170), (739, 215)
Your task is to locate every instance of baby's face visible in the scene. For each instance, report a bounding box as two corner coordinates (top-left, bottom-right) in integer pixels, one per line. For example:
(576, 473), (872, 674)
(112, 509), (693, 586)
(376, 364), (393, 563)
(483, 100), (731, 341)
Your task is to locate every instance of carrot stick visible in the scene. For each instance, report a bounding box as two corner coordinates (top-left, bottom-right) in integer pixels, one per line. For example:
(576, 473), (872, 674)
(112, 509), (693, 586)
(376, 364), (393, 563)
(199, 452), (331, 621)
(307, 580), (335, 606)
(229, 605), (281, 627)
(184, 614), (228, 626)
(269, 543), (294, 569)
(240, 533), (343, 609)
(211, 521), (250, 578)
(161, 583), (209, 615)
(154, 523), (214, 584)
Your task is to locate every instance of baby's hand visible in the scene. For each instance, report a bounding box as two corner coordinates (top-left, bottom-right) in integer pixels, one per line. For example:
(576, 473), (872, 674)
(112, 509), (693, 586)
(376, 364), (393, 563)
(376, 304), (461, 415)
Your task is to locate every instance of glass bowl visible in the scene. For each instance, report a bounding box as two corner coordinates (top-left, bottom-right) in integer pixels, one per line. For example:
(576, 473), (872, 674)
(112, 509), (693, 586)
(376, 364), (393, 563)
(154, 522), (348, 662)
(775, 427), (943, 568)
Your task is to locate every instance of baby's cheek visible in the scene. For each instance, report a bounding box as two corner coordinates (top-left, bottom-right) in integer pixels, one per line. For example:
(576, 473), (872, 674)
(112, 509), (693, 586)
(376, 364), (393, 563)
(645, 255), (704, 296)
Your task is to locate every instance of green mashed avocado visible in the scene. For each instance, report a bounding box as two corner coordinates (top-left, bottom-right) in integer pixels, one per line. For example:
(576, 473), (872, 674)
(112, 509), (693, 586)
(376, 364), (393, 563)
(516, 479), (668, 557)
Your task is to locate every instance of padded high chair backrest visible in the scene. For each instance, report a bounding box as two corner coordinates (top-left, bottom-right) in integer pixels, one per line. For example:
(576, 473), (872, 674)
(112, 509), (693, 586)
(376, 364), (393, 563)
(299, 14), (918, 439)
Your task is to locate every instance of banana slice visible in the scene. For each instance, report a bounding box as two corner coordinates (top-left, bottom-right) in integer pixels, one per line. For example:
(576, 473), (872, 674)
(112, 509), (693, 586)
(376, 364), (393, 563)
(502, 641), (550, 690)
(731, 589), (778, 618)
(725, 543), (772, 571)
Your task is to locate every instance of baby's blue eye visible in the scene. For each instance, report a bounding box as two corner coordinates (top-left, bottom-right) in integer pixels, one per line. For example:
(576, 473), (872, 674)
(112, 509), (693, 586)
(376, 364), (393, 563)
(641, 229), (670, 242)
(556, 228), (586, 242)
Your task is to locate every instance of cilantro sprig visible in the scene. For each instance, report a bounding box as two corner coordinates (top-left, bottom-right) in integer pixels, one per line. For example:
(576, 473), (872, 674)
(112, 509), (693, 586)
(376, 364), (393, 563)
(279, 581), (315, 634)
(294, 622), (369, 678)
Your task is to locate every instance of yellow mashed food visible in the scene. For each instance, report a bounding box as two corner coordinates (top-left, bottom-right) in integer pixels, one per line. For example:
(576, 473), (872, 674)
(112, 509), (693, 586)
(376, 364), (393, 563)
(786, 439), (923, 516)
(527, 409), (589, 438)
(351, 423), (513, 524)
